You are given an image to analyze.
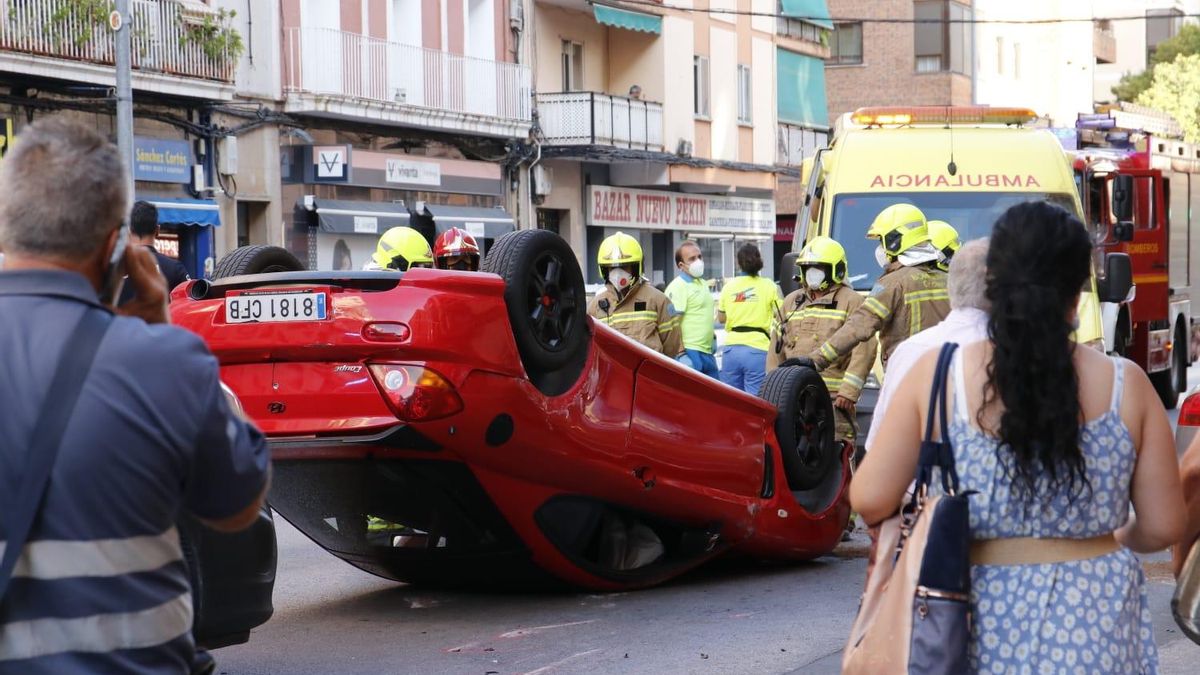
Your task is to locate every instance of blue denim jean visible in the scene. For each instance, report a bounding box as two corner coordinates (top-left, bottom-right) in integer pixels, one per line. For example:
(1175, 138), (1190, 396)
(719, 345), (768, 395)
(677, 348), (719, 379)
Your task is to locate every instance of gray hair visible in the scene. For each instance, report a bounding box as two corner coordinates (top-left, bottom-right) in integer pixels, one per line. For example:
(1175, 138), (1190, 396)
(0, 116), (128, 259)
(948, 238), (989, 310)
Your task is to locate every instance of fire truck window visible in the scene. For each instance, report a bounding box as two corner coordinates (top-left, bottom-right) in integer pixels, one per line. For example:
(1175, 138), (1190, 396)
(1134, 176), (1156, 229)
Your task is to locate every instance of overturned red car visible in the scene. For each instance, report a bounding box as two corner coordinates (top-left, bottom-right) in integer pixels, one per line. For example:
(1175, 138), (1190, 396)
(170, 230), (850, 591)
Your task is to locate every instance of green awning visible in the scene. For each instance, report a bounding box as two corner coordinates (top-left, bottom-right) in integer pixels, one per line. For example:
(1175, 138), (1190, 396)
(777, 49), (829, 128)
(780, 0), (833, 30)
(593, 5), (662, 34)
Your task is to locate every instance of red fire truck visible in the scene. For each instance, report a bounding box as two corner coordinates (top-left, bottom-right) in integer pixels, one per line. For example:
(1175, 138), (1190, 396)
(1070, 105), (1200, 408)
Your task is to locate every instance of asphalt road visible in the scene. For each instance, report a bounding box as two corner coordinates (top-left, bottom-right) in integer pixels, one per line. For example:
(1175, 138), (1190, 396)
(214, 366), (1200, 675)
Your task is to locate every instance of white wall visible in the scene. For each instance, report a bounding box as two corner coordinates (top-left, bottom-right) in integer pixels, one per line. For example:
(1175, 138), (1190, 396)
(751, 0), (775, 35)
(662, 15), (695, 153)
(390, 0), (422, 46)
(752, 36), (775, 166)
(214, 0), (282, 99)
(709, 25), (738, 161)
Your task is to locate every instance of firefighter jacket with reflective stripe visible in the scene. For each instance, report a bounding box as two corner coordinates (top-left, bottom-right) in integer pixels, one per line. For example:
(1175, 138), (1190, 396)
(588, 280), (683, 357)
(810, 262), (949, 370)
(768, 284), (877, 402)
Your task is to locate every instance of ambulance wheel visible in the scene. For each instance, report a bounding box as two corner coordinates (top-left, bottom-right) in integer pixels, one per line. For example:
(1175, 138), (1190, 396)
(213, 245), (305, 278)
(483, 230), (588, 395)
(761, 365), (837, 492)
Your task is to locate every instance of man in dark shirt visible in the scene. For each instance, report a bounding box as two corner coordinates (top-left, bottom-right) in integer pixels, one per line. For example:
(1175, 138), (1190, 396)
(119, 200), (189, 305)
(0, 116), (270, 673)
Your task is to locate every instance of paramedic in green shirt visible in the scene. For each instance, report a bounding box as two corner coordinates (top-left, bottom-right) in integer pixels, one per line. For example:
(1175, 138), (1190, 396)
(717, 244), (782, 395)
(665, 240), (718, 378)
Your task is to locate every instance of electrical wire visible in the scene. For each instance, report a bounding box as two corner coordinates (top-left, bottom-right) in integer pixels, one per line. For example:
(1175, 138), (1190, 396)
(600, 0), (1198, 25)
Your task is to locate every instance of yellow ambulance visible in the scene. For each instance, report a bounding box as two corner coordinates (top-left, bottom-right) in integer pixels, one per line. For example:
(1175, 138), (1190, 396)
(789, 106), (1130, 428)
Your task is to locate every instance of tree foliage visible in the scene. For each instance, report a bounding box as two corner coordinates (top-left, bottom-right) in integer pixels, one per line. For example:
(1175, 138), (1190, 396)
(1136, 53), (1200, 141)
(1113, 24), (1200, 102)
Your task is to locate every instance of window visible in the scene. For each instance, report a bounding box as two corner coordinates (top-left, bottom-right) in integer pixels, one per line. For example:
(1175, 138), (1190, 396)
(830, 22), (862, 65)
(737, 65), (752, 124)
(561, 41), (583, 91)
(1012, 42), (1020, 78)
(694, 55), (710, 118)
(913, 0), (973, 75)
(995, 37), (1004, 75)
(1147, 8), (1183, 62)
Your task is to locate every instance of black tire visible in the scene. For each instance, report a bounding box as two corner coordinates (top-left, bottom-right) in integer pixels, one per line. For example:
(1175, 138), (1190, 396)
(760, 365), (837, 491)
(1175, 323), (1189, 394)
(482, 229), (588, 378)
(213, 245), (305, 279)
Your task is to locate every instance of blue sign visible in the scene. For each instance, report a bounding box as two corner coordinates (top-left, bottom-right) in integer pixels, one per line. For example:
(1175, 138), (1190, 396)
(133, 137), (193, 183)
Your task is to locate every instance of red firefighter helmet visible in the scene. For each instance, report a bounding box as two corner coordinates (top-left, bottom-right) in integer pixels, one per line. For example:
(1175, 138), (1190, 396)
(432, 227), (481, 270)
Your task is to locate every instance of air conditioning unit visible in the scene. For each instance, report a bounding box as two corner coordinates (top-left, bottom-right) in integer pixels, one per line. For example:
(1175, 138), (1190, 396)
(532, 164), (552, 196)
(676, 139), (693, 157)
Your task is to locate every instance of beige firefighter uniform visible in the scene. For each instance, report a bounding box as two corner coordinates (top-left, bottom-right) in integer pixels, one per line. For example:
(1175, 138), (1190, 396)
(769, 284), (878, 441)
(810, 262), (949, 371)
(588, 280), (682, 357)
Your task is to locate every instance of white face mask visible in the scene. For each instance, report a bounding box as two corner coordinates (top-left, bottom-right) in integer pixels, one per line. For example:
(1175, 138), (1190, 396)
(686, 259), (704, 278)
(804, 267), (827, 289)
(874, 244), (890, 269)
(608, 268), (634, 290)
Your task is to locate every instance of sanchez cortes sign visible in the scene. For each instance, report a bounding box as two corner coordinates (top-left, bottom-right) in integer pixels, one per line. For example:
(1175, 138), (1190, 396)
(588, 186), (774, 235)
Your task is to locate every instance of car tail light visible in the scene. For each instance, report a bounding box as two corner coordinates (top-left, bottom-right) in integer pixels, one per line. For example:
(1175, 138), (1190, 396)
(368, 364), (462, 421)
(1180, 392), (1200, 427)
(363, 322), (411, 342)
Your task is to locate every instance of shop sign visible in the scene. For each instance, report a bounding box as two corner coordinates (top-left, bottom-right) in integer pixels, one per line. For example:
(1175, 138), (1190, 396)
(587, 185), (774, 235)
(133, 137), (193, 183)
(385, 158), (441, 186)
(154, 232), (180, 259)
(314, 145), (349, 181)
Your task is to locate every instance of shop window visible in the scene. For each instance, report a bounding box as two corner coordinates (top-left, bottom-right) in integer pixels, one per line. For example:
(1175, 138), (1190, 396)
(830, 22), (862, 65)
(737, 65), (752, 125)
(694, 55), (710, 118)
(913, 0), (972, 76)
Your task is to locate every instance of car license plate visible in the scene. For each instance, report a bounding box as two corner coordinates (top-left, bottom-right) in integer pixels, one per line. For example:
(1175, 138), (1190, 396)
(225, 290), (328, 324)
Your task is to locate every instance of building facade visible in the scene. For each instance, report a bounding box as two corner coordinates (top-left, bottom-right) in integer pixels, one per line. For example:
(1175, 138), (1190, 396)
(1093, 0), (1200, 104)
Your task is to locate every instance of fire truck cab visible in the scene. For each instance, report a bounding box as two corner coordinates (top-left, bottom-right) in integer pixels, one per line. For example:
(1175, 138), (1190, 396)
(1071, 106), (1200, 408)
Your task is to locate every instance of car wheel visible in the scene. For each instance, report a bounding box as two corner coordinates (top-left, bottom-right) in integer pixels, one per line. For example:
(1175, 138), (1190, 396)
(483, 230), (588, 389)
(213, 245), (305, 279)
(760, 365), (837, 491)
(1175, 323), (1189, 395)
(1152, 350), (1180, 410)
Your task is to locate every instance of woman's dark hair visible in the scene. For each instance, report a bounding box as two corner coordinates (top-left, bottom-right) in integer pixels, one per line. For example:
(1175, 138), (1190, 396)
(983, 201), (1093, 501)
(736, 243), (763, 276)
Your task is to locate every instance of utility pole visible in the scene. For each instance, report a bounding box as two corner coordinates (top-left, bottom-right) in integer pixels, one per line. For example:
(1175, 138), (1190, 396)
(113, 0), (134, 200)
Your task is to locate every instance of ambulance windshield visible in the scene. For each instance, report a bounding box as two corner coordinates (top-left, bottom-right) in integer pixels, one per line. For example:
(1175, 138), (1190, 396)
(829, 192), (1077, 290)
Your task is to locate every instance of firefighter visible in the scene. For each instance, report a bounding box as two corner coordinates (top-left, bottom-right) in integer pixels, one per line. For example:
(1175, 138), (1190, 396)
(808, 203), (950, 370)
(927, 219), (960, 271)
(365, 226), (434, 271)
(769, 236), (877, 446)
(433, 227), (482, 271)
(587, 232), (682, 357)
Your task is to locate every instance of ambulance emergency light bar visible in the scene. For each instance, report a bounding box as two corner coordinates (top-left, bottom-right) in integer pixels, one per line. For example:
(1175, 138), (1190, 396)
(850, 106), (1039, 127)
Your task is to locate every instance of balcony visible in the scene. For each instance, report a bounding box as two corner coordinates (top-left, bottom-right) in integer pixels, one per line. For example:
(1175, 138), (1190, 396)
(0, 0), (236, 98)
(1094, 23), (1116, 64)
(536, 92), (663, 151)
(776, 122), (828, 167)
(282, 27), (531, 139)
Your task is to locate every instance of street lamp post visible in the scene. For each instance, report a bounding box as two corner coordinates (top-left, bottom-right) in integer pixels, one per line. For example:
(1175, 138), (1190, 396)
(113, 0), (134, 201)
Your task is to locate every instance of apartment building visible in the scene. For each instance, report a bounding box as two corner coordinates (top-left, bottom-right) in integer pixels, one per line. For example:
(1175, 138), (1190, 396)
(0, 0), (246, 279)
(276, 0), (533, 271)
(532, 0), (798, 285)
(1093, 0), (1200, 104)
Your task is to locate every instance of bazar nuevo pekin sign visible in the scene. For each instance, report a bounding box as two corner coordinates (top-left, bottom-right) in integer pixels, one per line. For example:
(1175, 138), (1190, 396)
(587, 186), (775, 235)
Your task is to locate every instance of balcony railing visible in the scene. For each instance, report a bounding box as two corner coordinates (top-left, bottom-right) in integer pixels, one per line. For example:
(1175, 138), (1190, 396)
(283, 27), (531, 123)
(0, 0), (236, 83)
(536, 92), (663, 151)
(777, 123), (828, 167)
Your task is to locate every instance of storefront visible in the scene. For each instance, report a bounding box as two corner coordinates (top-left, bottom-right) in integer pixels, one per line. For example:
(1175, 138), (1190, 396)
(281, 145), (515, 271)
(133, 136), (220, 278)
(586, 185), (776, 287)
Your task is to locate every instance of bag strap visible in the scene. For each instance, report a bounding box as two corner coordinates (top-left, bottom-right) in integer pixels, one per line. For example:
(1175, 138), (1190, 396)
(916, 342), (960, 495)
(0, 308), (113, 600)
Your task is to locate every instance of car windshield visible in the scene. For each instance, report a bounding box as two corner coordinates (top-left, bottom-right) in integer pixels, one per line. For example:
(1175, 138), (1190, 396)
(830, 192), (1078, 290)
